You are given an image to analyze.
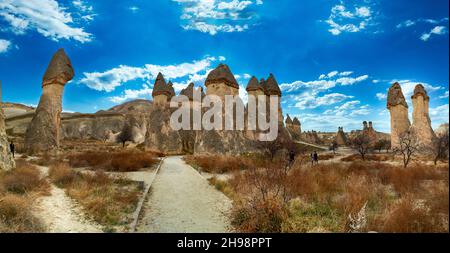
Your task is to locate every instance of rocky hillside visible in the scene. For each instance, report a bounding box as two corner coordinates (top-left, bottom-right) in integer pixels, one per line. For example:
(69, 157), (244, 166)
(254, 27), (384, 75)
(3, 100), (152, 142)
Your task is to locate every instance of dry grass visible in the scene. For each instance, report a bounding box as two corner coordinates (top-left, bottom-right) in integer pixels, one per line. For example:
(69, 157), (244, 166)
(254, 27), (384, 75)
(223, 157), (449, 233)
(0, 194), (45, 232)
(66, 150), (158, 172)
(0, 160), (48, 232)
(0, 160), (49, 194)
(185, 155), (252, 173)
(48, 163), (141, 229)
(341, 153), (394, 162)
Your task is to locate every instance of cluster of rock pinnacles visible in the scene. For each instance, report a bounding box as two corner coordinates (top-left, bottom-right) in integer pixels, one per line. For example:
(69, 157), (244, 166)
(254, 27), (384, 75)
(0, 48), (441, 171)
(387, 82), (437, 149)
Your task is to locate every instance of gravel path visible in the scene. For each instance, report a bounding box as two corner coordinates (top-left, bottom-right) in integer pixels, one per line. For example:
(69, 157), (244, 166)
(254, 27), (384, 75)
(137, 156), (232, 233)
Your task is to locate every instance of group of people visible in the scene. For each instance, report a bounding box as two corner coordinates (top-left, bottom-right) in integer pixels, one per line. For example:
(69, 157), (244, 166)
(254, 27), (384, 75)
(287, 150), (319, 168)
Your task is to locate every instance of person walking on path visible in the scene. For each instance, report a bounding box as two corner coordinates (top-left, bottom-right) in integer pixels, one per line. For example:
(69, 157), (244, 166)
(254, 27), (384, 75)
(9, 141), (15, 158)
(310, 153), (314, 166)
(288, 149), (296, 168)
(313, 151), (319, 165)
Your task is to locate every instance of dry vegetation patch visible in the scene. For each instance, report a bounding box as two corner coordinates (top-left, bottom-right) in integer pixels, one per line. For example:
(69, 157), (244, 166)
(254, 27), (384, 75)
(48, 163), (142, 231)
(66, 150), (158, 172)
(220, 157), (448, 233)
(0, 160), (49, 232)
(184, 155), (252, 173)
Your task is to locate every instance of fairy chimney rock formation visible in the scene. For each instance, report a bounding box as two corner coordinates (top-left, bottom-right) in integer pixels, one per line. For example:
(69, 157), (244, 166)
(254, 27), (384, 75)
(25, 48), (74, 154)
(205, 64), (239, 99)
(292, 117), (301, 133)
(285, 115), (293, 128)
(362, 121), (378, 146)
(387, 82), (411, 148)
(152, 73), (172, 107)
(1, 82), (15, 171)
(410, 84), (437, 148)
(335, 127), (348, 146)
(263, 74), (283, 124)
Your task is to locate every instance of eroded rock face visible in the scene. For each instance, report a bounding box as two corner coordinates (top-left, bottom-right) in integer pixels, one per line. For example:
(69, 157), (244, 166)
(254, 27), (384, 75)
(387, 82), (411, 148)
(1, 93), (15, 171)
(410, 84), (437, 148)
(144, 108), (184, 154)
(25, 49), (74, 154)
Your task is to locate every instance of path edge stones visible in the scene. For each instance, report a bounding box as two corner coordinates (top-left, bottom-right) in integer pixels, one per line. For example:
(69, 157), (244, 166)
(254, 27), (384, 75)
(130, 157), (165, 232)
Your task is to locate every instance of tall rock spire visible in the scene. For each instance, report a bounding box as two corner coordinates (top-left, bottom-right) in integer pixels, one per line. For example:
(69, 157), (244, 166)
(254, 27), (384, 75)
(25, 48), (74, 154)
(387, 82), (411, 148)
(410, 84), (436, 148)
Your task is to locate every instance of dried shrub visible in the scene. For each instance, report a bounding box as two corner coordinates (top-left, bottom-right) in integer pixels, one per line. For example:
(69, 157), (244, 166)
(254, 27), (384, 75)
(0, 194), (44, 233)
(374, 195), (439, 233)
(48, 163), (77, 187)
(1, 161), (48, 194)
(67, 150), (158, 172)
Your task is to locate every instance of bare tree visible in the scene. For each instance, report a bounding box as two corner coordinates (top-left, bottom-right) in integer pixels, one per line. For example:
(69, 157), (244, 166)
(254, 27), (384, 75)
(257, 138), (283, 161)
(117, 123), (133, 148)
(433, 131), (449, 165)
(394, 131), (420, 168)
(350, 134), (371, 160)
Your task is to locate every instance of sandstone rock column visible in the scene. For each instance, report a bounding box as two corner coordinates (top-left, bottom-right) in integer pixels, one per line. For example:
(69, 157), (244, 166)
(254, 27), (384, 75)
(25, 49), (74, 154)
(387, 82), (411, 149)
(1, 81), (15, 171)
(410, 84), (437, 148)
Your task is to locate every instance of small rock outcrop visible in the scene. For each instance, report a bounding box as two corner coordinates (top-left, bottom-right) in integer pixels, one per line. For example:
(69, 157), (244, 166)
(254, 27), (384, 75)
(410, 84), (437, 148)
(25, 49), (74, 154)
(387, 82), (411, 148)
(1, 82), (15, 171)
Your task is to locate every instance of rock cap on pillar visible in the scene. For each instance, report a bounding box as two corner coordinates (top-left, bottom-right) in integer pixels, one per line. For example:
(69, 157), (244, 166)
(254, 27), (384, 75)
(42, 48), (74, 86)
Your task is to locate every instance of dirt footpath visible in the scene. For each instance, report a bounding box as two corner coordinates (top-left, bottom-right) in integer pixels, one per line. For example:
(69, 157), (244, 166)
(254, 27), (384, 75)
(137, 156), (233, 233)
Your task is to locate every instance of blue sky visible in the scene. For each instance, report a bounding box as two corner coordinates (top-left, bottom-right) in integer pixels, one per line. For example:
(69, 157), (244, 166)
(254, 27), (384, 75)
(0, 0), (448, 133)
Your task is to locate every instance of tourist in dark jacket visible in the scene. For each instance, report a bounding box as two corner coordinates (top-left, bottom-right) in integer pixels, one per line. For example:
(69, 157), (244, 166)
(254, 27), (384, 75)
(9, 141), (15, 158)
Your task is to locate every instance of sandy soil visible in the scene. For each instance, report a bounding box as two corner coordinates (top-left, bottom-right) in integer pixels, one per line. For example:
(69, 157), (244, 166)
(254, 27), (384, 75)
(137, 156), (233, 233)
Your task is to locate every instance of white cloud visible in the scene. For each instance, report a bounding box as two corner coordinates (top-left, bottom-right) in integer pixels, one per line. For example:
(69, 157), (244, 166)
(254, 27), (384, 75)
(80, 65), (149, 92)
(173, 0), (262, 35)
(0, 39), (12, 53)
(109, 84), (153, 103)
(420, 26), (448, 41)
(440, 91), (449, 99)
(376, 93), (387, 100)
(79, 56), (223, 94)
(129, 6), (139, 13)
(0, 0), (93, 42)
(396, 19), (416, 29)
(325, 2), (377, 35)
(72, 0), (96, 21)
(429, 104), (450, 128)
(182, 22), (249, 35)
(281, 71), (369, 94)
(397, 17), (449, 41)
(294, 93), (353, 110)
